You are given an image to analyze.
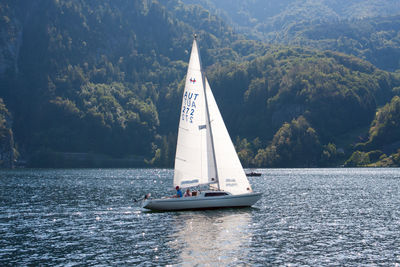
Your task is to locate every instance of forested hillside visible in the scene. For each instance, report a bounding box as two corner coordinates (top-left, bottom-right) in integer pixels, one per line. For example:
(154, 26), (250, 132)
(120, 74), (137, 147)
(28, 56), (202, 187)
(345, 95), (400, 167)
(0, 0), (268, 167)
(184, 0), (400, 40)
(0, 98), (16, 168)
(273, 16), (400, 72)
(0, 0), (399, 167)
(185, 0), (400, 72)
(207, 49), (400, 167)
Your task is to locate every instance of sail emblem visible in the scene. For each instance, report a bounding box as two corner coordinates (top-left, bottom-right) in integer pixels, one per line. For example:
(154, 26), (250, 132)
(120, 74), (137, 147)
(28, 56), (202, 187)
(190, 78), (196, 84)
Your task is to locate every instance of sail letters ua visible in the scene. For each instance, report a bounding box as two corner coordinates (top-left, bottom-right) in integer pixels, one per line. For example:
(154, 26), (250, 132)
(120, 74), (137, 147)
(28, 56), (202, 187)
(182, 92), (199, 123)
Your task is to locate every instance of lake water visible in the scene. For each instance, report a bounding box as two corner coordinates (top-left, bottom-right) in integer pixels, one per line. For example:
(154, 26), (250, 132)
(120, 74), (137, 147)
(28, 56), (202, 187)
(1, 168), (399, 266)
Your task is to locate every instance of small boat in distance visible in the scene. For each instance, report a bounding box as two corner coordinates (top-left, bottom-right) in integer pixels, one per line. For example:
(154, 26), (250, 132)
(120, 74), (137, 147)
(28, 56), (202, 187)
(246, 171), (261, 177)
(142, 35), (262, 211)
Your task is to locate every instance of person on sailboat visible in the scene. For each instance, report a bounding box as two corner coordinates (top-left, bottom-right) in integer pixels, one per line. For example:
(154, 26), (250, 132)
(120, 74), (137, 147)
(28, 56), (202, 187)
(174, 186), (183, 198)
(184, 189), (192, 197)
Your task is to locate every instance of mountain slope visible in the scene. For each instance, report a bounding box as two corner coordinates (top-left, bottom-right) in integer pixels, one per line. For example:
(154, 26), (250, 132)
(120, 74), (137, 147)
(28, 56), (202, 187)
(0, 0), (268, 166)
(1, 0), (400, 167)
(183, 0), (400, 40)
(207, 48), (400, 167)
(184, 0), (400, 71)
(0, 98), (16, 168)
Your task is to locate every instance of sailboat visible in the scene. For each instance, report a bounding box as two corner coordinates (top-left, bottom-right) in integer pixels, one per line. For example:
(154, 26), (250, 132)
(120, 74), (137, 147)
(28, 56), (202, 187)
(142, 35), (262, 211)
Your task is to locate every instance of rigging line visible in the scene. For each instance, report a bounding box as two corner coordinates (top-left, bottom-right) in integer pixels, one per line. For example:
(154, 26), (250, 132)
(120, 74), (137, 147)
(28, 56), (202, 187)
(196, 40), (220, 190)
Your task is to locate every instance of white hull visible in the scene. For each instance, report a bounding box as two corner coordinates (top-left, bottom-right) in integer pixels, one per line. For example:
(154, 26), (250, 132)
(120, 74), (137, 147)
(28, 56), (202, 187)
(142, 192), (262, 211)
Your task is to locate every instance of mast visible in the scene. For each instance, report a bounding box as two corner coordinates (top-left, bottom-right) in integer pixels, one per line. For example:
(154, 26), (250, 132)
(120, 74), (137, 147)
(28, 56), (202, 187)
(195, 35), (220, 190)
(204, 78), (220, 190)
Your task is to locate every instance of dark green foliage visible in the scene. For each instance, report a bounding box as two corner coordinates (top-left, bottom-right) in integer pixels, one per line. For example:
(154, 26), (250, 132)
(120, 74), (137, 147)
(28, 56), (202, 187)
(184, 1), (400, 71)
(344, 151), (371, 167)
(1, 0), (400, 167)
(1, 0), (267, 165)
(183, 0), (400, 37)
(344, 150), (383, 167)
(209, 48), (398, 142)
(320, 143), (344, 167)
(280, 16), (400, 71)
(345, 96), (400, 167)
(208, 47), (400, 167)
(0, 98), (16, 168)
(235, 137), (262, 167)
(373, 149), (400, 167)
(254, 116), (321, 167)
(366, 96), (400, 150)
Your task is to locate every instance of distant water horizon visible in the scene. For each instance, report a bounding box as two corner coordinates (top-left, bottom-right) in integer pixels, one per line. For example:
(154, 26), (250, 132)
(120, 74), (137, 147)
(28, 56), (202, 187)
(1, 168), (399, 265)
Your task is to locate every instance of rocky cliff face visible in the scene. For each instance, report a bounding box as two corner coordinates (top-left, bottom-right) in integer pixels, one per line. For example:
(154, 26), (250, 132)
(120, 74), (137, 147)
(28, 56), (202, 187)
(0, 2), (23, 77)
(0, 1), (30, 168)
(0, 128), (16, 168)
(0, 98), (16, 168)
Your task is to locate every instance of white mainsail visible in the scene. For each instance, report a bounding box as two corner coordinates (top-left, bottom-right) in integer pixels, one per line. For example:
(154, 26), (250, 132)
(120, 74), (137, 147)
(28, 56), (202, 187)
(173, 38), (217, 188)
(174, 37), (252, 195)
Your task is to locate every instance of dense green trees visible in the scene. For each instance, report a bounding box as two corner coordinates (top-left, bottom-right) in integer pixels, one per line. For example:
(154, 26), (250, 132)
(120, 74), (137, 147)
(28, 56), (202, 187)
(347, 96), (400, 167)
(1, 0), (400, 167)
(184, 1), (400, 35)
(185, 1), (400, 71)
(210, 48), (398, 136)
(278, 16), (400, 71)
(0, 0), (248, 165)
(253, 116), (321, 167)
(0, 98), (16, 168)
(366, 96), (400, 150)
(214, 48), (400, 167)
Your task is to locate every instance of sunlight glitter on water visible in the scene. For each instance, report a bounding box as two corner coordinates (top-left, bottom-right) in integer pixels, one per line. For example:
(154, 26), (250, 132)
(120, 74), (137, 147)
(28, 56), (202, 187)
(0, 168), (400, 265)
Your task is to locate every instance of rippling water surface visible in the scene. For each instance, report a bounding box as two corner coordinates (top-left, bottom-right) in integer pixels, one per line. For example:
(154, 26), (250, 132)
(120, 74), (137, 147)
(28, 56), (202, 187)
(1, 168), (400, 265)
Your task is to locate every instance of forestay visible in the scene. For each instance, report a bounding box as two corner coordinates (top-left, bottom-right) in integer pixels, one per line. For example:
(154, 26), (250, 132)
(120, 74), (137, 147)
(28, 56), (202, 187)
(205, 78), (252, 195)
